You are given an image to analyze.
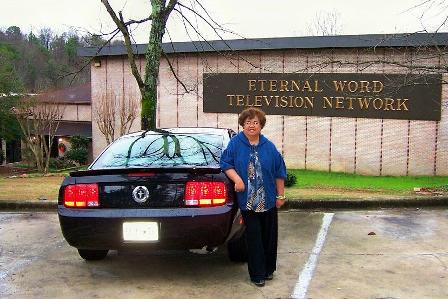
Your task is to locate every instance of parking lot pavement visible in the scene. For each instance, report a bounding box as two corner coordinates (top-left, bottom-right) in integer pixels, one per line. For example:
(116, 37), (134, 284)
(306, 209), (448, 299)
(0, 209), (447, 298)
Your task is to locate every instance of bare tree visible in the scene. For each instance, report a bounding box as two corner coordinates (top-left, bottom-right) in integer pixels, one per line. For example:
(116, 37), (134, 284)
(306, 10), (342, 36)
(94, 89), (138, 145)
(12, 96), (65, 173)
(100, 0), (177, 130)
(38, 27), (54, 50)
(119, 91), (138, 136)
(94, 90), (116, 145)
(100, 0), (238, 130)
(405, 0), (448, 33)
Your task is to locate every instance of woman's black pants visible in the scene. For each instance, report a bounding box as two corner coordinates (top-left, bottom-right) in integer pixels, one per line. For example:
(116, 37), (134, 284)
(241, 207), (278, 281)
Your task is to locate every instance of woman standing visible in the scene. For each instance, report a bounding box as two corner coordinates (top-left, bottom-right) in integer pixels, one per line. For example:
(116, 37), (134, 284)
(220, 107), (287, 287)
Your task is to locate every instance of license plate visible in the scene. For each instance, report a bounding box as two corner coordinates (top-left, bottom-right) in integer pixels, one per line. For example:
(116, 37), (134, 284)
(123, 222), (159, 241)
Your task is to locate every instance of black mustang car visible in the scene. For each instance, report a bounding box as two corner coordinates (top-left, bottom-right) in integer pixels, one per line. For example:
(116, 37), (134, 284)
(58, 128), (246, 261)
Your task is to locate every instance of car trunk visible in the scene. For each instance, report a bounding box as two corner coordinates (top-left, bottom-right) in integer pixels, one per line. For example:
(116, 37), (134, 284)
(68, 168), (224, 208)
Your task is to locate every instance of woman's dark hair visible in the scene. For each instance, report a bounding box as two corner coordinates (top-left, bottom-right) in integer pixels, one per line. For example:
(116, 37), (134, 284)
(238, 108), (266, 128)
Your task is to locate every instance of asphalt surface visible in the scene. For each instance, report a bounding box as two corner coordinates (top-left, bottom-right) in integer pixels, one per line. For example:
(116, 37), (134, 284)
(1, 210), (447, 298)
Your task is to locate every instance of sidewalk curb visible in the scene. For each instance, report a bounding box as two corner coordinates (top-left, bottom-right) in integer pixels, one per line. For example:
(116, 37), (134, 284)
(1, 197), (448, 211)
(0, 201), (57, 211)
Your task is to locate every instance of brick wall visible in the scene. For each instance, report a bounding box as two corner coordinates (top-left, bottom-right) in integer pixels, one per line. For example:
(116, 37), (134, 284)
(91, 48), (448, 175)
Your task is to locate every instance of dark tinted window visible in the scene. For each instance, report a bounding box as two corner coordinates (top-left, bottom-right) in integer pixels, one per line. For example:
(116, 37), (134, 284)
(91, 133), (224, 169)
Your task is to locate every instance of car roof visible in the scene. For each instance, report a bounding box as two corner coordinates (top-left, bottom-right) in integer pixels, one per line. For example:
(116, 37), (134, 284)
(123, 127), (232, 138)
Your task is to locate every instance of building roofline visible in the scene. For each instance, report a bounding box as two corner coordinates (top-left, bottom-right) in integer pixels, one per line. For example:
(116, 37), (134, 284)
(33, 83), (91, 104)
(78, 32), (448, 57)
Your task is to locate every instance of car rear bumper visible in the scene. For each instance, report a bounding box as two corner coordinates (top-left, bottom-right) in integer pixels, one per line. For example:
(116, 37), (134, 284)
(58, 205), (241, 250)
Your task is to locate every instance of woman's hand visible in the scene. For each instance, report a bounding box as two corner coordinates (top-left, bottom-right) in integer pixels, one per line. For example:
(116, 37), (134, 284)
(224, 169), (245, 192)
(234, 178), (245, 192)
(276, 198), (286, 208)
(275, 179), (286, 208)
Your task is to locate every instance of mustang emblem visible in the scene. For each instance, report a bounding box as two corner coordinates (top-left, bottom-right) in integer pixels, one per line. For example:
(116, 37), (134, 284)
(132, 186), (149, 203)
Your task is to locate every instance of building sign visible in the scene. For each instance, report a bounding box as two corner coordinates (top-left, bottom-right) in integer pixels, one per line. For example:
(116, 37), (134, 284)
(203, 73), (442, 121)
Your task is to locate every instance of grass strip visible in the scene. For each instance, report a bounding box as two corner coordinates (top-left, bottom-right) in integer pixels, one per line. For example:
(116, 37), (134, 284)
(288, 169), (448, 192)
(0, 176), (64, 201)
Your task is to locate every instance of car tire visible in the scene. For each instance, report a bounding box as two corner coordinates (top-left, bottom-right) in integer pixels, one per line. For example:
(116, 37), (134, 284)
(227, 232), (248, 263)
(77, 249), (109, 261)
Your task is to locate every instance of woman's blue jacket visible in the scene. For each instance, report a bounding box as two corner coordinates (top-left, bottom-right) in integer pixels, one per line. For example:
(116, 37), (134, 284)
(220, 132), (287, 211)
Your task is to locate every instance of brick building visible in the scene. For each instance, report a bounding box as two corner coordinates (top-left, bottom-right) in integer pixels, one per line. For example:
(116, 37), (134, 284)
(80, 33), (448, 176)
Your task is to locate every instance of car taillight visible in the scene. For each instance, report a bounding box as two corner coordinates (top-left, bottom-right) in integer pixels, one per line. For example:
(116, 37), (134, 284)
(184, 181), (227, 207)
(64, 184), (99, 208)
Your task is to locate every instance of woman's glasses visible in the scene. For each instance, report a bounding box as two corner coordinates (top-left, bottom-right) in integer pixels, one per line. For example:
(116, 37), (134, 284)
(244, 120), (259, 126)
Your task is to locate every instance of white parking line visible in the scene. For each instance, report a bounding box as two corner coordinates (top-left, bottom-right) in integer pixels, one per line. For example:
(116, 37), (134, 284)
(291, 212), (334, 299)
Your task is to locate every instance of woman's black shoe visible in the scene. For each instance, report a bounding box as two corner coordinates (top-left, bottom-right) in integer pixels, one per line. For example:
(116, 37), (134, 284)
(251, 279), (265, 287)
(265, 273), (274, 280)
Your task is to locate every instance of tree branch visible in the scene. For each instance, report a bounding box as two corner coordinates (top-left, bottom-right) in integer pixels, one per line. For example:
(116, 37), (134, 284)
(62, 29), (121, 86)
(162, 52), (188, 93)
(164, 0), (178, 22)
(125, 16), (152, 26)
(101, 0), (145, 90)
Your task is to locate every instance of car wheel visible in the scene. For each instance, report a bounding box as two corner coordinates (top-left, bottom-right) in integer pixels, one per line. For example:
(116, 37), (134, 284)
(227, 232), (247, 263)
(77, 249), (109, 261)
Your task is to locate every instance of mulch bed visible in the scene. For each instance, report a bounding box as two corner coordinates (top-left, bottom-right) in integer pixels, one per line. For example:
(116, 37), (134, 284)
(0, 165), (35, 176)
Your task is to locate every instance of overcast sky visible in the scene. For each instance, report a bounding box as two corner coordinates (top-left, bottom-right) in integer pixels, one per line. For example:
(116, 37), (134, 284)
(1, 0), (447, 43)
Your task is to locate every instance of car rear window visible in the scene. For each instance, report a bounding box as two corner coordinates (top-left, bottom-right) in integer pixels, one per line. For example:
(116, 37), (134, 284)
(90, 132), (224, 169)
